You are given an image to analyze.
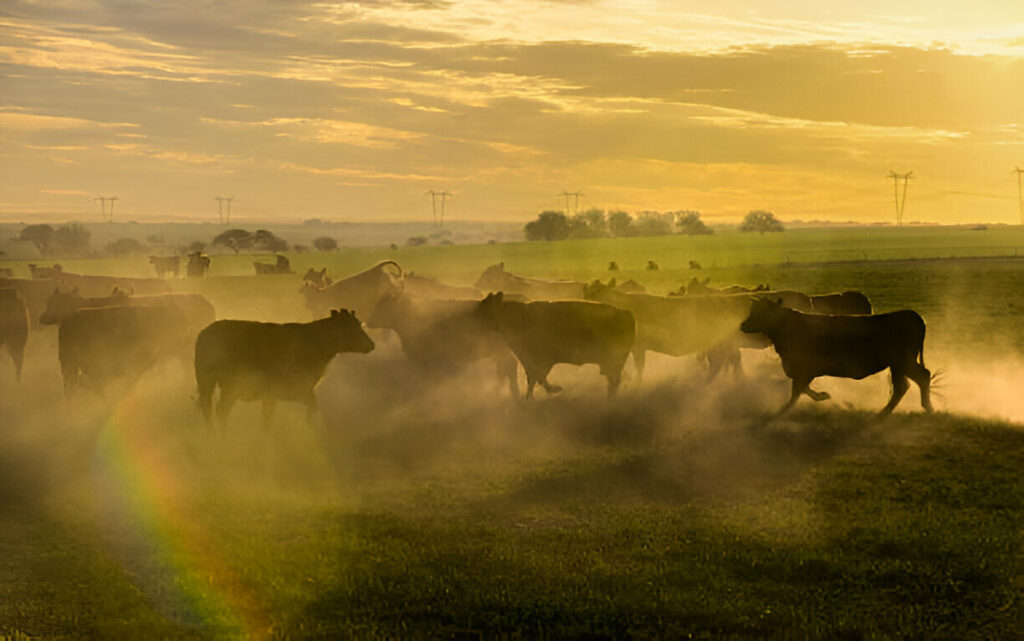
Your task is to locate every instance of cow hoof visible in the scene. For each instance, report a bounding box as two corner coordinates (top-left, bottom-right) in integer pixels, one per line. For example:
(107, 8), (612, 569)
(810, 391), (831, 401)
(545, 384), (563, 394)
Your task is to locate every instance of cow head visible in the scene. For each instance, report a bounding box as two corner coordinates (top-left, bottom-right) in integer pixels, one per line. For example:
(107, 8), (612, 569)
(328, 308), (375, 354)
(476, 291), (504, 325)
(740, 297), (786, 334)
(39, 287), (84, 325)
(582, 279), (613, 300)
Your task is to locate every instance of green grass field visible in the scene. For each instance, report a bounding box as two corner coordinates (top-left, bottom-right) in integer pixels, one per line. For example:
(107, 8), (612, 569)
(2, 225), (1023, 639)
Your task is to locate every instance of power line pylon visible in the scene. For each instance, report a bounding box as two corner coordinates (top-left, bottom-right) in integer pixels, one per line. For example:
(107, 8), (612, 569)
(887, 171), (913, 225)
(426, 190), (452, 227)
(95, 195), (119, 222)
(1014, 167), (1024, 225)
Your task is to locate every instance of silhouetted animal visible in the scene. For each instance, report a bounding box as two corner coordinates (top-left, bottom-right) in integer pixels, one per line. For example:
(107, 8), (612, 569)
(739, 298), (933, 416)
(0, 289), (29, 380)
(29, 264), (62, 279)
(59, 305), (190, 395)
(689, 260), (702, 270)
(254, 254), (293, 275)
(187, 252), (211, 277)
(149, 255), (180, 278)
(40, 287), (215, 337)
(684, 277), (770, 296)
(302, 267), (332, 289)
(584, 280), (754, 382)
(404, 272), (481, 299)
(809, 291), (872, 315)
(194, 309), (374, 425)
(474, 263), (584, 300)
(367, 293), (518, 395)
(476, 292), (635, 399)
(615, 279), (646, 294)
(301, 260), (404, 320)
(646, 260), (660, 271)
(608, 261), (619, 271)
(54, 273), (171, 298)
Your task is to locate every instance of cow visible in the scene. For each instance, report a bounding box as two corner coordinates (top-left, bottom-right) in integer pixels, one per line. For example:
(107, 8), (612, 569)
(474, 263), (585, 300)
(194, 309), (374, 426)
(404, 272), (481, 300)
(150, 255), (180, 278)
(689, 260), (702, 270)
(187, 252), (211, 278)
(615, 279), (646, 294)
(646, 260), (660, 271)
(683, 277), (770, 296)
(302, 267), (332, 289)
(608, 261), (619, 271)
(29, 264), (62, 279)
(300, 260), (404, 320)
(583, 280), (755, 383)
(368, 292), (518, 395)
(475, 292), (635, 399)
(0, 289), (29, 380)
(59, 305), (190, 396)
(254, 254), (293, 275)
(39, 287), (215, 337)
(809, 291), (872, 315)
(739, 298), (933, 416)
(55, 272), (171, 297)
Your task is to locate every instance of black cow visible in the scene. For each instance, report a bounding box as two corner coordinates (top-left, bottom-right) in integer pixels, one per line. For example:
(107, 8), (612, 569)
(740, 298), (933, 416)
(809, 291), (872, 315)
(367, 292), (518, 395)
(474, 263), (584, 300)
(150, 255), (180, 278)
(194, 309), (374, 425)
(187, 252), (211, 278)
(0, 289), (29, 379)
(40, 287), (215, 337)
(476, 292), (635, 399)
(302, 267), (332, 289)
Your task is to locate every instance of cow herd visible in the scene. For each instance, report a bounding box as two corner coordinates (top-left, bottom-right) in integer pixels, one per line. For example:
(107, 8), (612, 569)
(0, 259), (935, 425)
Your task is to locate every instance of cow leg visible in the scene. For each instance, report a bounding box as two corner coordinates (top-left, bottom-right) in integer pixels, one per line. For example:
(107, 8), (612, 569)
(633, 348), (646, 384)
(216, 386), (238, 426)
(806, 387), (831, 402)
(879, 370), (910, 416)
(907, 362), (934, 413)
(262, 399), (277, 427)
(8, 342), (25, 381)
(537, 365), (561, 395)
(605, 371), (622, 398)
(497, 355), (519, 398)
(777, 377), (813, 415)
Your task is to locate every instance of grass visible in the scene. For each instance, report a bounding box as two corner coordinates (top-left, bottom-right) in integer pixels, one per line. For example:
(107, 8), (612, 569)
(2, 225), (1024, 638)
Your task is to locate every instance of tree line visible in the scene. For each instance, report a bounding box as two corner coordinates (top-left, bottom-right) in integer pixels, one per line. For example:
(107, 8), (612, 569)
(524, 209), (783, 241)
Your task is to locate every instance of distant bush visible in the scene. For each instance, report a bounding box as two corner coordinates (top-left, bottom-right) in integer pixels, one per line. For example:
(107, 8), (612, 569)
(105, 237), (145, 257)
(406, 236), (428, 246)
(313, 236), (338, 251)
(676, 210), (713, 235)
(524, 211), (570, 241)
(740, 210), (785, 234)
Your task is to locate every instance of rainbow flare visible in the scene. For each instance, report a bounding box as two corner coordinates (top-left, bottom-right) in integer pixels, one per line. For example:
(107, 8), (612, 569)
(91, 385), (272, 638)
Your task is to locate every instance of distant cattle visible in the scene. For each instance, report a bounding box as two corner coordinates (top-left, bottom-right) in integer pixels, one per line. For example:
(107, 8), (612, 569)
(302, 267), (332, 289)
(59, 305), (190, 395)
(40, 287), (215, 337)
(584, 280), (755, 382)
(608, 261), (619, 271)
(476, 292), (635, 399)
(615, 279), (646, 294)
(194, 309), (374, 425)
(0, 289), (29, 379)
(301, 260), (404, 320)
(404, 272), (481, 300)
(683, 277), (770, 296)
(254, 254), (293, 275)
(29, 264), (62, 279)
(0, 268), (13, 278)
(368, 292), (518, 395)
(187, 252), (211, 278)
(740, 298), (933, 416)
(809, 291), (872, 315)
(646, 260), (660, 271)
(150, 255), (180, 278)
(689, 260), (702, 270)
(474, 263), (585, 300)
(55, 273), (171, 298)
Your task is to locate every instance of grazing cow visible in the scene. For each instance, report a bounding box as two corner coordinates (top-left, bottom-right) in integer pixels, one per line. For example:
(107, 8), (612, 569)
(584, 280), (755, 382)
(29, 264), (62, 279)
(476, 292), (635, 399)
(683, 277), (770, 296)
(254, 254), (293, 275)
(194, 309), (374, 425)
(367, 292), (518, 395)
(0, 289), (29, 379)
(809, 291), (872, 315)
(689, 260), (702, 270)
(739, 298), (933, 416)
(608, 261), (619, 271)
(59, 305), (190, 395)
(404, 272), (481, 300)
(55, 272), (171, 297)
(474, 263), (585, 300)
(0, 268), (13, 278)
(301, 260), (404, 320)
(302, 267), (332, 289)
(150, 255), (180, 278)
(187, 252), (211, 278)
(615, 279), (646, 294)
(646, 260), (660, 271)
(39, 287), (215, 337)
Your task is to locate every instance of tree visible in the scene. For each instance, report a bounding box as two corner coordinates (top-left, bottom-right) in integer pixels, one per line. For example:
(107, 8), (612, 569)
(18, 224), (55, 256)
(313, 236), (338, 251)
(607, 210), (634, 238)
(740, 210), (785, 234)
(253, 229), (288, 252)
(568, 208), (607, 239)
(188, 240), (207, 253)
(54, 222), (91, 256)
(146, 233), (165, 244)
(106, 237), (145, 257)
(675, 210), (713, 235)
(524, 211), (570, 241)
(633, 211), (674, 237)
(212, 228), (254, 253)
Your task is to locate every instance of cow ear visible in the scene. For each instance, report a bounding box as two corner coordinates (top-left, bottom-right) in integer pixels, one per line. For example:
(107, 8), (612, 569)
(330, 309), (339, 317)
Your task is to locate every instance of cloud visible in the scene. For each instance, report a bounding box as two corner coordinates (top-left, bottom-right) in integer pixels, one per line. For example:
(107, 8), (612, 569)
(0, 111), (138, 130)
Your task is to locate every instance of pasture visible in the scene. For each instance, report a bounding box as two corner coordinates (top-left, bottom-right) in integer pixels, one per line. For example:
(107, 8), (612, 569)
(2, 225), (1024, 638)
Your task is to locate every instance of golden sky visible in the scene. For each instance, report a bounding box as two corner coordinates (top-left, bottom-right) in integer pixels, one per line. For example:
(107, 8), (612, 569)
(1, 1), (1022, 223)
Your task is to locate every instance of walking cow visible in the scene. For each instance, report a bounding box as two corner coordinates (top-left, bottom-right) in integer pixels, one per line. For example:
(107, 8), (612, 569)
(0, 289), (29, 380)
(739, 297), (933, 416)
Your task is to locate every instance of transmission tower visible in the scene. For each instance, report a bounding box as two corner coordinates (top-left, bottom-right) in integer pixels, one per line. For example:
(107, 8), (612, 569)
(95, 195), (120, 222)
(887, 171), (913, 225)
(426, 190), (453, 227)
(215, 195), (235, 224)
(1014, 167), (1024, 224)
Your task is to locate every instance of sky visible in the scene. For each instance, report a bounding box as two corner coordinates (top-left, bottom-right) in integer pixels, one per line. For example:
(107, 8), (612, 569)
(1, 0), (1022, 224)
